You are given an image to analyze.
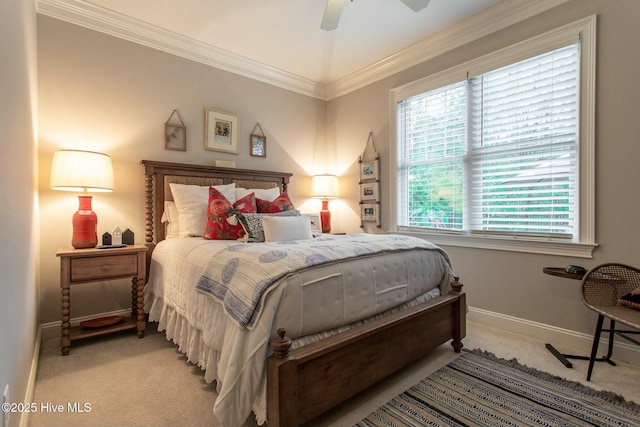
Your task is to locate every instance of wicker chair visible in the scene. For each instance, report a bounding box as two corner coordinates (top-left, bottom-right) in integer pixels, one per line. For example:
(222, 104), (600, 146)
(581, 263), (640, 381)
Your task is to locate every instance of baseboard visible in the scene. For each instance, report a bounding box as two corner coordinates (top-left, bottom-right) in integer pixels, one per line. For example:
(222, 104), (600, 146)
(468, 306), (640, 366)
(18, 326), (42, 427)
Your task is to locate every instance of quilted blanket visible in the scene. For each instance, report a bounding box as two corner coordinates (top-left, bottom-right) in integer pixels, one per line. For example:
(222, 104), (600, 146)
(195, 233), (451, 329)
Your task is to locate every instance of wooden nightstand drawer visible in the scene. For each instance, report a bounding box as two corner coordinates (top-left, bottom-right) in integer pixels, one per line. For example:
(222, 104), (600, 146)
(70, 254), (138, 282)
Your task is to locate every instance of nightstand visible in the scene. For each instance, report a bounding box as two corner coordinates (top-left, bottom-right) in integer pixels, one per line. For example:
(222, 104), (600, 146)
(56, 245), (148, 355)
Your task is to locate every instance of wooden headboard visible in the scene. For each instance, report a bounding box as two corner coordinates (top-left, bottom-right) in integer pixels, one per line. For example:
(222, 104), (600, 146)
(141, 160), (292, 247)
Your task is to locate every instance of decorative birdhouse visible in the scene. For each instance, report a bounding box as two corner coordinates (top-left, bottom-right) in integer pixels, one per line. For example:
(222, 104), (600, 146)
(102, 232), (112, 246)
(123, 229), (134, 245)
(111, 225), (122, 245)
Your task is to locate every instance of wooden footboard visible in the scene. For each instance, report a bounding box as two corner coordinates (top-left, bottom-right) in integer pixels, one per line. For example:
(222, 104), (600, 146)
(267, 279), (465, 427)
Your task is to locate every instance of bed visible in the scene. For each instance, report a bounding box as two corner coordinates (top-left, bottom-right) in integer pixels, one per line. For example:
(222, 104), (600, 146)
(141, 160), (466, 427)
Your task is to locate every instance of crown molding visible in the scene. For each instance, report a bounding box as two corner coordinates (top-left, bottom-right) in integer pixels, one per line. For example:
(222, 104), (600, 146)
(326, 0), (570, 99)
(36, 0), (327, 99)
(37, 0), (569, 101)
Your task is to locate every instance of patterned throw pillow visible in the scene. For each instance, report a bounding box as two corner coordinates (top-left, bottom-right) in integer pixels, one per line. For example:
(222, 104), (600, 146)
(204, 187), (257, 240)
(236, 211), (300, 243)
(256, 192), (295, 213)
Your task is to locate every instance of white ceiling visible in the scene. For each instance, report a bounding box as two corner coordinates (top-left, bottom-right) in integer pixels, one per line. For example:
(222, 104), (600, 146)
(82, 0), (502, 84)
(36, 0), (568, 99)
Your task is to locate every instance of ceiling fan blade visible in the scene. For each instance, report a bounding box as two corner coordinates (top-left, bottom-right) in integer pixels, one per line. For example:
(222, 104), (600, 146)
(400, 0), (431, 12)
(321, 0), (344, 31)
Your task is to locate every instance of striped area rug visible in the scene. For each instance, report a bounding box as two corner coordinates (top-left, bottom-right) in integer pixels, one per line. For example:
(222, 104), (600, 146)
(354, 349), (640, 427)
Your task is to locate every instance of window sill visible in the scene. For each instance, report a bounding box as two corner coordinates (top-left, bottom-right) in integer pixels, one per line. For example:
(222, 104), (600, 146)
(392, 229), (597, 258)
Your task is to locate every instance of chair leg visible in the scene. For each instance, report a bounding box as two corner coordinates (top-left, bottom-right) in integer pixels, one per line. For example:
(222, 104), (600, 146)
(604, 319), (616, 364)
(587, 314), (605, 381)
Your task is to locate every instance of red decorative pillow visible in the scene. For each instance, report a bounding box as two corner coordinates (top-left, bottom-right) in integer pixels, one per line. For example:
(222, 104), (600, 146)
(256, 192), (295, 213)
(204, 188), (257, 240)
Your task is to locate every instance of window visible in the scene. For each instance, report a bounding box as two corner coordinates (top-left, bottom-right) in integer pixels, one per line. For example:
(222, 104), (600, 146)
(390, 16), (596, 257)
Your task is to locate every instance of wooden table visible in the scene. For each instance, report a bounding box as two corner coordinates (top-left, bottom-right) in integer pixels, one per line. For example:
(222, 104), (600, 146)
(57, 245), (148, 355)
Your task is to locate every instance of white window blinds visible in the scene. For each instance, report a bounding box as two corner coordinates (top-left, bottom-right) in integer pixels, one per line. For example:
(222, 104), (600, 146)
(397, 81), (467, 230)
(397, 42), (580, 239)
(469, 44), (579, 238)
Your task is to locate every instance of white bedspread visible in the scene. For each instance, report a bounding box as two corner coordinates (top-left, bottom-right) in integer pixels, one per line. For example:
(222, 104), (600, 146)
(145, 234), (453, 426)
(195, 233), (451, 329)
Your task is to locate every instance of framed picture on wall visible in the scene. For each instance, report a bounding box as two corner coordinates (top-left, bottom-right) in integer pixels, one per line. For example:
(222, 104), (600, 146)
(360, 203), (379, 223)
(164, 109), (186, 151)
(204, 108), (239, 154)
(165, 124), (186, 151)
(250, 134), (267, 157)
(360, 181), (379, 201)
(359, 132), (381, 228)
(359, 158), (379, 182)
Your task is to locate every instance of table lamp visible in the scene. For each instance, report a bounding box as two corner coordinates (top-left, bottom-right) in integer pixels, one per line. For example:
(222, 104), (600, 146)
(50, 149), (114, 249)
(311, 174), (339, 233)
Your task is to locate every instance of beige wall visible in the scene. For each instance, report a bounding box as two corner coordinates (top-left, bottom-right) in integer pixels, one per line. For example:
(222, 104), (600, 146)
(37, 15), (331, 323)
(329, 0), (640, 338)
(36, 0), (640, 357)
(0, 0), (39, 425)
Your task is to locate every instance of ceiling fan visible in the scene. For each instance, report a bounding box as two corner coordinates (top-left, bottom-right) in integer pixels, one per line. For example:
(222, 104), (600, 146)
(321, 0), (431, 31)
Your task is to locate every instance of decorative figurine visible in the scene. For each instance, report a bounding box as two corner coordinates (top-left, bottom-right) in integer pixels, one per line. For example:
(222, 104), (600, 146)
(102, 232), (112, 246)
(111, 225), (122, 245)
(123, 229), (134, 245)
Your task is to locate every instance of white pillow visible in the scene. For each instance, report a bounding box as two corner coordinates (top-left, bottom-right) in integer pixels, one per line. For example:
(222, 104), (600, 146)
(262, 216), (313, 242)
(235, 187), (280, 201)
(160, 201), (180, 239)
(169, 182), (236, 237)
(236, 210), (300, 243)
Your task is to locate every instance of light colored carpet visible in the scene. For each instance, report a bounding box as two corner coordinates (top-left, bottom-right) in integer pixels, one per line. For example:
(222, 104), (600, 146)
(30, 324), (218, 427)
(29, 321), (640, 427)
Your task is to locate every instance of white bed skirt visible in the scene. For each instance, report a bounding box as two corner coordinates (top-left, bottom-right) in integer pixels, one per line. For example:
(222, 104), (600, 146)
(146, 286), (442, 425)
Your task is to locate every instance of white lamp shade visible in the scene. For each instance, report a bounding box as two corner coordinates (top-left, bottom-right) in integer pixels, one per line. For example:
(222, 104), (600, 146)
(50, 150), (114, 192)
(311, 174), (339, 199)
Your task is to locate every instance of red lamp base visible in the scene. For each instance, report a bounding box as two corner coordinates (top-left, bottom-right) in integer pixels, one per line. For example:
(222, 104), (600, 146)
(72, 195), (98, 249)
(320, 200), (331, 233)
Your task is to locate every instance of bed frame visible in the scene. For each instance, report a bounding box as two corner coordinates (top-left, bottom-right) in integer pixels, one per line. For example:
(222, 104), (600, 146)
(141, 160), (466, 427)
